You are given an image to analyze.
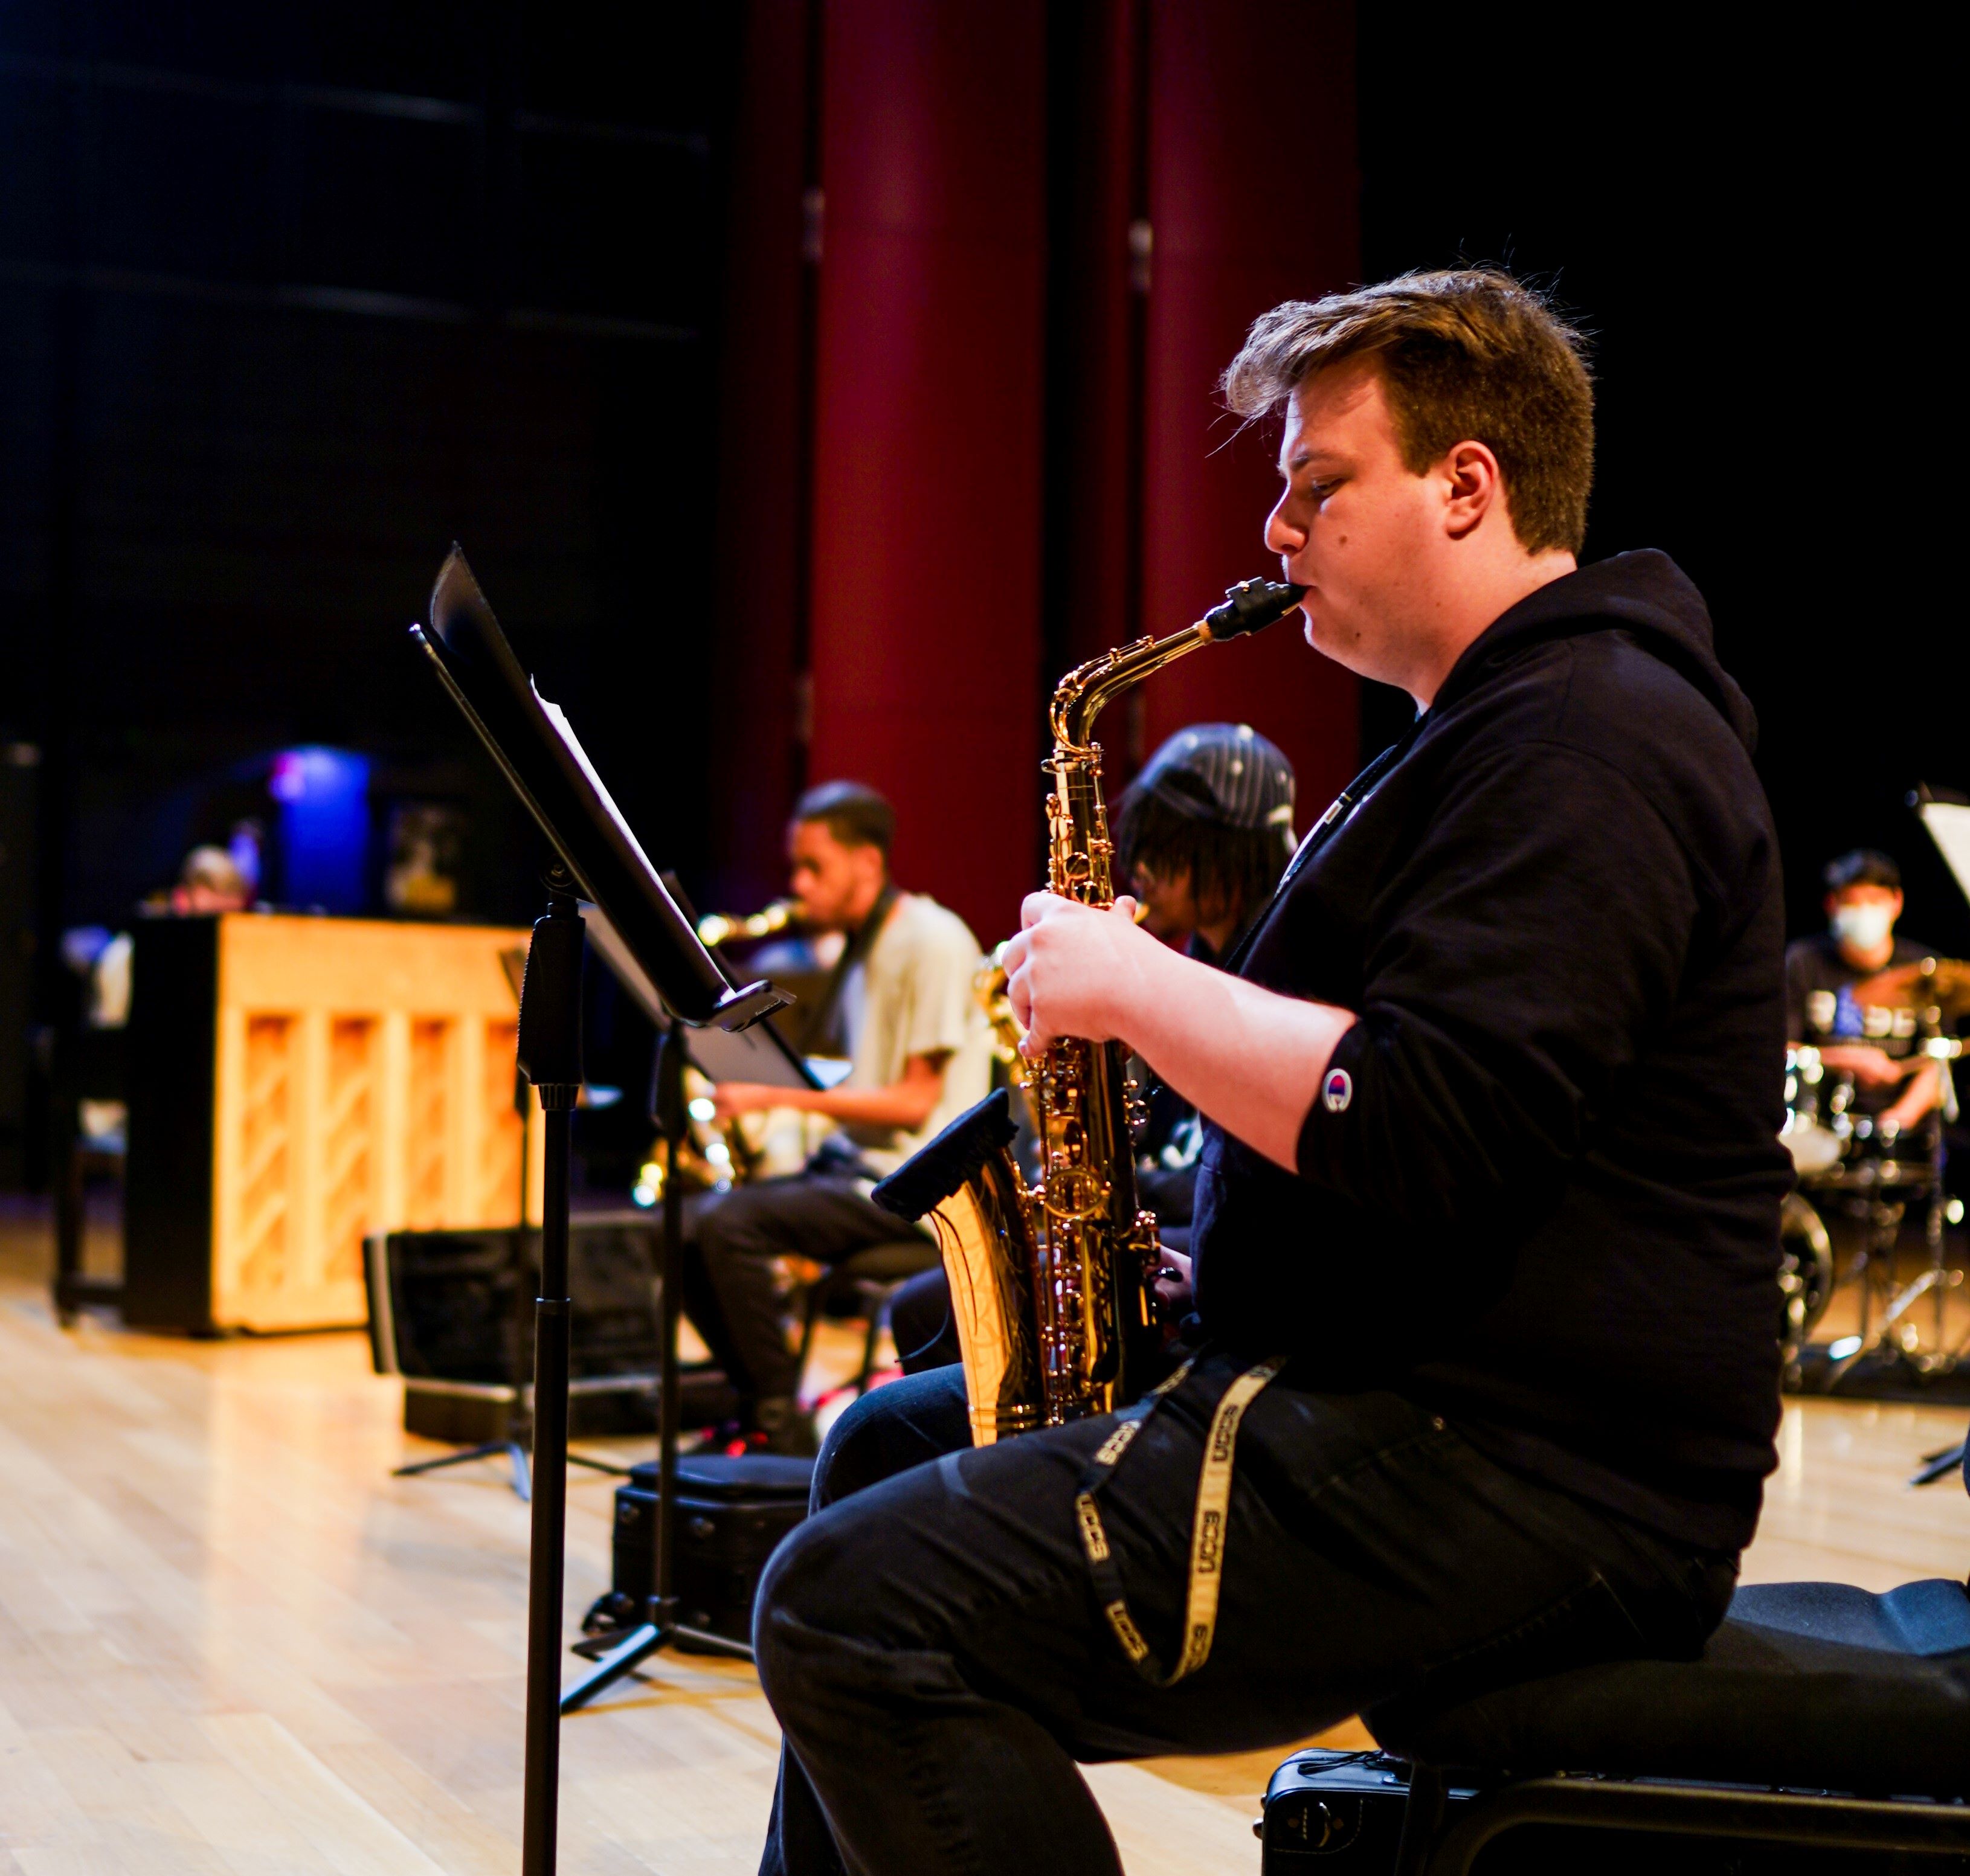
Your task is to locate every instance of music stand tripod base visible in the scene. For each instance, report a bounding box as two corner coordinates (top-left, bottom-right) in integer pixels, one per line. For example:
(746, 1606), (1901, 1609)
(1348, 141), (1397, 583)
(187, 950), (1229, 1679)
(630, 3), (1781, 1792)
(391, 1440), (630, 1503)
(562, 1598), (755, 1713)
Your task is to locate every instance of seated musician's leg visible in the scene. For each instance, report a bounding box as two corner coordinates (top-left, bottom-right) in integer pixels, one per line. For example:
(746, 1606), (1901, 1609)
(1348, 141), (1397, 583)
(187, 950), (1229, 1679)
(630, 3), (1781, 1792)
(886, 1265), (959, 1374)
(690, 1175), (930, 1448)
(756, 1364), (1734, 1876)
(761, 1365), (971, 1876)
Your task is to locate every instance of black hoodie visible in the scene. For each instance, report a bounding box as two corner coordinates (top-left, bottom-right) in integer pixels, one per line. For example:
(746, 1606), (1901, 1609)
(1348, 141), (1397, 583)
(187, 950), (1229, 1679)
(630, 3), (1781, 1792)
(1191, 551), (1790, 1553)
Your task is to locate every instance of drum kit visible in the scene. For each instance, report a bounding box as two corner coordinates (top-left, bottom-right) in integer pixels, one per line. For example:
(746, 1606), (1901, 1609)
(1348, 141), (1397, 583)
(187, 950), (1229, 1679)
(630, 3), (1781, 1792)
(1780, 956), (1970, 1387)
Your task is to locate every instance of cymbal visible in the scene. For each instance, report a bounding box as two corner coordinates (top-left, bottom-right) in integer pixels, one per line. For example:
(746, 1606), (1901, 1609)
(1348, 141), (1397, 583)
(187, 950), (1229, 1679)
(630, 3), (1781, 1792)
(1849, 956), (1970, 1015)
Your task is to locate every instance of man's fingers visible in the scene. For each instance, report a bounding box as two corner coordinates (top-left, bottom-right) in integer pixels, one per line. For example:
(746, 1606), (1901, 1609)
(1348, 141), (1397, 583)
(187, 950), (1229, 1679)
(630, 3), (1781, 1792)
(1008, 971), (1034, 1029)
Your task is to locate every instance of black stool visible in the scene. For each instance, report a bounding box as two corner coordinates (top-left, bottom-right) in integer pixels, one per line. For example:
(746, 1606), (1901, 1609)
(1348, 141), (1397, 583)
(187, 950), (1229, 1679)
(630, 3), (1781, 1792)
(795, 1239), (940, 1398)
(1369, 1425), (1970, 1872)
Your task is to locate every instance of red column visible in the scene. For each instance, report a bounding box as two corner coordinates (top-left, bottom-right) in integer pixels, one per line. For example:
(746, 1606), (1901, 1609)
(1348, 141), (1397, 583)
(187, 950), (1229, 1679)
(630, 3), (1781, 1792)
(708, 0), (816, 911)
(805, 0), (1048, 948)
(1137, 0), (1360, 818)
(1047, 0), (1149, 678)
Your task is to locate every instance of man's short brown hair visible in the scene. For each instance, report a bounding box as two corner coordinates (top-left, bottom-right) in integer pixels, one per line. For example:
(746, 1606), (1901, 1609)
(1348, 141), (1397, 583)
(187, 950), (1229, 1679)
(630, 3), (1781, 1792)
(793, 780), (893, 857)
(1222, 269), (1594, 556)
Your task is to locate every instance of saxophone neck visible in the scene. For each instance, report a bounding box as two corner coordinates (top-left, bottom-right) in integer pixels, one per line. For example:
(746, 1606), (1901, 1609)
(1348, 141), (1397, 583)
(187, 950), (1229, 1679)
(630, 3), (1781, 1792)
(1049, 622), (1211, 753)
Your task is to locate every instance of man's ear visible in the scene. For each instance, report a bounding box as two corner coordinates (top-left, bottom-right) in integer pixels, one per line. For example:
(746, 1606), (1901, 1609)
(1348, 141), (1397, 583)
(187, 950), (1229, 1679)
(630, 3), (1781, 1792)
(1441, 439), (1504, 541)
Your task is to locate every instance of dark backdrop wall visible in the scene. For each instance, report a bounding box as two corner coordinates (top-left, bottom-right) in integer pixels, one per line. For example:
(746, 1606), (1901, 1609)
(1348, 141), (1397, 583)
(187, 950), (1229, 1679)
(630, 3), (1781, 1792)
(1, 1), (737, 939)
(1356, 16), (1965, 953)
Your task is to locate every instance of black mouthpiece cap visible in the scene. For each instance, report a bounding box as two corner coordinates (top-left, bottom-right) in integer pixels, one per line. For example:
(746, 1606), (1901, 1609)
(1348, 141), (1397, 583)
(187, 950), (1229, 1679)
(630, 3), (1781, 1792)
(1204, 578), (1307, 640)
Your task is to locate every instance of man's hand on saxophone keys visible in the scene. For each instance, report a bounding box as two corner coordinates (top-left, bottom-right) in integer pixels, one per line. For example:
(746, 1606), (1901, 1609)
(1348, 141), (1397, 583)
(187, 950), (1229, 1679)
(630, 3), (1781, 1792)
(1005, 884), (1356, 1174)
(1002, 891), (1161, 1054)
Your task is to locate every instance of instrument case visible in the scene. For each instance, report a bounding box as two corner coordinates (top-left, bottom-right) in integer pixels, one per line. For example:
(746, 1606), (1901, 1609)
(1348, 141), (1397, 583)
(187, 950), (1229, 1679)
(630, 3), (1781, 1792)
(1258, 1748), (1878, 1871)
(1260, 1750), (1475, 1870)
(602, 1453), (813, 1651)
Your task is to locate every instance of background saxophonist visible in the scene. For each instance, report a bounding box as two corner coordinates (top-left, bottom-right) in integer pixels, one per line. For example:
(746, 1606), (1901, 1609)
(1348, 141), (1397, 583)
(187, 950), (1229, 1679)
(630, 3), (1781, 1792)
(750, 271), (1791, 1876)
(680, 780), (990, 1454)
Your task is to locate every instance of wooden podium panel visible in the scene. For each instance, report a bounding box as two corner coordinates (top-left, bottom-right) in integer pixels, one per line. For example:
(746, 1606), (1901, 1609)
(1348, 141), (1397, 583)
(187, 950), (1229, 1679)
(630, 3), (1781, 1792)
(127, 913), (544, 1332)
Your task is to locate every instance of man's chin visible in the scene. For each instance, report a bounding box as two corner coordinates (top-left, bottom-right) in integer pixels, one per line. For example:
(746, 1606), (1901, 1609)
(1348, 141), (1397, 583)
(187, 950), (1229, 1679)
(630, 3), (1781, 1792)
(1301, 612), (1376, 680)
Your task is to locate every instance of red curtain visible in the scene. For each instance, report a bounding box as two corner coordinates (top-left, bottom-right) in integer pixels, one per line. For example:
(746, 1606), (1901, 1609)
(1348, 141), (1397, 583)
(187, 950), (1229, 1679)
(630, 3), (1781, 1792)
(712, 0), (1360, 940)
(1136, 0), (1361, 823)
(805, 0), (1048, 949)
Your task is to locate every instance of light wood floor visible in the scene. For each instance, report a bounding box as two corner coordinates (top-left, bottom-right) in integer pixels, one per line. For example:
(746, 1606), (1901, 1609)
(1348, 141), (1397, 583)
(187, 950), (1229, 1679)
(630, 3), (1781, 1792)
(0, 1202), (1963, 1874)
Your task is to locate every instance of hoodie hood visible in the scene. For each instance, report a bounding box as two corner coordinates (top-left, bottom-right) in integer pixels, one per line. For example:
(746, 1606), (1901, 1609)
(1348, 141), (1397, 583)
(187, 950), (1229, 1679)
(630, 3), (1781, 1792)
(1432, 550), (1759, 756)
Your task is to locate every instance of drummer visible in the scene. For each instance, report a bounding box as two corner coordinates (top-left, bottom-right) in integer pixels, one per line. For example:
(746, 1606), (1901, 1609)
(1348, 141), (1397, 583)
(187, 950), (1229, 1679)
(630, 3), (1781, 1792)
(1785, 849), (1944, 1134)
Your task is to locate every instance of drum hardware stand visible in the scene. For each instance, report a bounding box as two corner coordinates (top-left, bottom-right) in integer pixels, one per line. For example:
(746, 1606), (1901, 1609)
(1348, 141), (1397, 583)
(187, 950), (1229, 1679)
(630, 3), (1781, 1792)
(1823, 1105), (1963, 1387)
(558, 1011), (756, 1716)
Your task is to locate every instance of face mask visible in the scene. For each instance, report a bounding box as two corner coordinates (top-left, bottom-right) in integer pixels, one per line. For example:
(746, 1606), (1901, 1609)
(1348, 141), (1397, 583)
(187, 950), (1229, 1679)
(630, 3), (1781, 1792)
(1830, 902), (1894, 953)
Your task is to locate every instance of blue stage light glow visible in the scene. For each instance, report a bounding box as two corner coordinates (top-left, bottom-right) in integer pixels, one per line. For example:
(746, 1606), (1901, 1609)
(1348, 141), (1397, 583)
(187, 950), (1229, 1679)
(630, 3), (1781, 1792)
(269, 747), (372, 913)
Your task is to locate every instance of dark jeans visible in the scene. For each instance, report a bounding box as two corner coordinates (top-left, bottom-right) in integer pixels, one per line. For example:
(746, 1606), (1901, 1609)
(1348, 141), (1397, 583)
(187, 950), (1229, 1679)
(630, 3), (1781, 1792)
(755, 1361), (1737, 1876)
(680, 1175), (932, 1406)
(886, 1265), (957, 1373)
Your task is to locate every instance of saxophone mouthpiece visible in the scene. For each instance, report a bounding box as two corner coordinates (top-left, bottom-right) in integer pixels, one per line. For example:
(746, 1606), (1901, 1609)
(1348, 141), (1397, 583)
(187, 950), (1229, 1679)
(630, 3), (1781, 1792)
(1203, 578), (1307, 640)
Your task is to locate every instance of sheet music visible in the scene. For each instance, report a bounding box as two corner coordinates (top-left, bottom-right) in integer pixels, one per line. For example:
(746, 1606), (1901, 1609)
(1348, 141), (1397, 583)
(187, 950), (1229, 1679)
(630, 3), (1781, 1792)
(1919, 801), (1970, 911)
(536, 692), (666, 891)
(581, 902), (814, 1091)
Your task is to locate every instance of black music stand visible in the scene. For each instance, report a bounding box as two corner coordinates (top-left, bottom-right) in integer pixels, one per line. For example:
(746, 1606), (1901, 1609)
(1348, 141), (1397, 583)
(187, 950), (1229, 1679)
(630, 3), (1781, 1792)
(413, 546), (792, 1876)
(557, 902), (816, 1707)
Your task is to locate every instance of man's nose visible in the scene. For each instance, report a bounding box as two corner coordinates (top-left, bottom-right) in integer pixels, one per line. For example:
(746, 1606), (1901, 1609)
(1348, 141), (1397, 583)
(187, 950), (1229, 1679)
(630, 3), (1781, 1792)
(1263, 493), (1303, 557)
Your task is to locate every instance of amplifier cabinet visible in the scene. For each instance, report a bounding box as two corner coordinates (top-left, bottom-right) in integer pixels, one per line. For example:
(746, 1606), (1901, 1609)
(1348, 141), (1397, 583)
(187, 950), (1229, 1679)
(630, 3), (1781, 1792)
(126, 911), (541, 1332)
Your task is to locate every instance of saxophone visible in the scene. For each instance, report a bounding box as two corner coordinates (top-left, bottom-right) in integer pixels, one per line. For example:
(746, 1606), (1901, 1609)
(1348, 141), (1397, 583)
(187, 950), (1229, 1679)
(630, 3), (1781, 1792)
(696, 898), (799, 949)
(874, 578), (1304, 1444)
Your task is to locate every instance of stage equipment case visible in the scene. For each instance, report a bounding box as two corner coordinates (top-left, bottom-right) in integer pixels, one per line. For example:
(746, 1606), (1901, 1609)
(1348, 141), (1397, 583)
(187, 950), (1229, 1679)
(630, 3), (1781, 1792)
(598, 1454), (813, 1650)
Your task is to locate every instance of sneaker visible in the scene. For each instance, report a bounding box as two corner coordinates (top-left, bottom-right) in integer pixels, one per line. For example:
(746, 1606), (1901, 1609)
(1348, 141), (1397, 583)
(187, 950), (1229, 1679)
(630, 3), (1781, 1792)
(753, 1396), (820, 1457)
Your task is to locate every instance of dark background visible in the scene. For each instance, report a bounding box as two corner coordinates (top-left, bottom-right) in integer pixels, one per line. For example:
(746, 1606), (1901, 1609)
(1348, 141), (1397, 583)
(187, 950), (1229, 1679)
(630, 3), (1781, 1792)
(1357, 16), (1964, 951)
(1, 0), (733, 931)
(1, 2), (1961, 1182)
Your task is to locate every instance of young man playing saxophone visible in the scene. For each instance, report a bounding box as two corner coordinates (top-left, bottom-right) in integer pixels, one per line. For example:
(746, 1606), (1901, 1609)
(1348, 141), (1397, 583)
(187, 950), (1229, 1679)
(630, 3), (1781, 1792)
(750, 271), (1790, 1875)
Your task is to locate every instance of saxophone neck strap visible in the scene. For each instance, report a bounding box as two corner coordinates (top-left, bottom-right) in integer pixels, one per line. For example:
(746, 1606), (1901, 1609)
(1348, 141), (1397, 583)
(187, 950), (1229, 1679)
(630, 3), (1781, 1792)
(1220, 723), (1423, 978)
(1072, 1354), (1285, 1687)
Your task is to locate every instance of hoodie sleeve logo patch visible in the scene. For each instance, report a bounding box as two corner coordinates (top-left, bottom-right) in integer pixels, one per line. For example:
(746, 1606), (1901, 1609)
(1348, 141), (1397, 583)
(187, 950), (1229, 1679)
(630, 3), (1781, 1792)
(1322, 1068), (1353, 1113)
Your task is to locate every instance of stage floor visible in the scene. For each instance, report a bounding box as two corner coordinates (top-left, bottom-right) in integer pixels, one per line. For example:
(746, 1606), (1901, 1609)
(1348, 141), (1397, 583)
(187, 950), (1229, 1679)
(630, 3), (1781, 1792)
(0, 1198), (1963, 1875)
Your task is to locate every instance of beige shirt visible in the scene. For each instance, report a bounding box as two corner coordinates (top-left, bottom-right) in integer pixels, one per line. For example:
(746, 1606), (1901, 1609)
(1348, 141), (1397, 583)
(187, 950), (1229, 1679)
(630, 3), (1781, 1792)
(834, 891), (991, 1177)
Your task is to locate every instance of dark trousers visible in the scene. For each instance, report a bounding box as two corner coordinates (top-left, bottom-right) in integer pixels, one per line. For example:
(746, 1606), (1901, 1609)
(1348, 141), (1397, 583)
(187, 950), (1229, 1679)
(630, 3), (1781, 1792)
(886, 1265), (958, 1373)
(680, 1175), (930, 1406)
(755, 1361), (1736, 1876)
